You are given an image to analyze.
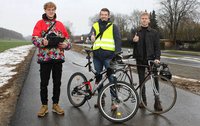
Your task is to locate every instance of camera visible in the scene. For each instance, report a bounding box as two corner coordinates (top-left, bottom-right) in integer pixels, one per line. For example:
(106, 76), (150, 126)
(46, 33), (65, 48)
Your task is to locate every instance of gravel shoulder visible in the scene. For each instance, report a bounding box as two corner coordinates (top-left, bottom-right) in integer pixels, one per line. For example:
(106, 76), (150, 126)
(167, 63), (200, 95)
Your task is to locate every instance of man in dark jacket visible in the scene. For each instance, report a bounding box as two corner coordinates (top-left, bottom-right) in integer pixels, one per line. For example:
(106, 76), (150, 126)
(89, 8), (121, 110)
(131, 11), (162, 111)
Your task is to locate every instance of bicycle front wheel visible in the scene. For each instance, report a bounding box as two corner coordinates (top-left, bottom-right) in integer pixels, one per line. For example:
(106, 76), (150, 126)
(98, 81), (139, 123)
(67, 72), (88, 107)
(140, 75), (177, 114)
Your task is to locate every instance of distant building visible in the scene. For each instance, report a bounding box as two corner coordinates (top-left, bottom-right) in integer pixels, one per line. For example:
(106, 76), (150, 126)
(73, 35), (84, 43)
(72, 34), (88, 43)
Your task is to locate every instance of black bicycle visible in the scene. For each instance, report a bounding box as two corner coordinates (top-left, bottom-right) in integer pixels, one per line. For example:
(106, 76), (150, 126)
(115, 55), (177, 114)
(67, 49), (139, 123)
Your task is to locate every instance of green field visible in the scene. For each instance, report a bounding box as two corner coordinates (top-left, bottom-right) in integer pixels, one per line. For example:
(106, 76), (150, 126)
(0, 40), (32, 52)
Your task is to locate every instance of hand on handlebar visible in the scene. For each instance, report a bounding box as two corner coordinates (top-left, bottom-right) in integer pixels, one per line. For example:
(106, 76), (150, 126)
(154, 59), (160, 64)
(148, 60), (160, 67)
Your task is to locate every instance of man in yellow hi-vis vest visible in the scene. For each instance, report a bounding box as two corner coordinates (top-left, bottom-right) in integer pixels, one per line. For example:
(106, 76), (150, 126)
(89, 8), (121, 110)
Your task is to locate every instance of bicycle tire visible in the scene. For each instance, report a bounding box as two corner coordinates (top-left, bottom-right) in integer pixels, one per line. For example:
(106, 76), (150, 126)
(115, 69), (136, 102)
(67, 72), (88, 107)
(140, 75), (177, 114)
(98, 81), (139, 123)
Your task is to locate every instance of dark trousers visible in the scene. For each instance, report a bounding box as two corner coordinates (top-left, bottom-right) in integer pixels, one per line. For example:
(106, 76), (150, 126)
(136, 60), (147, 101)
(93, 57), (116, 99)
(40, 62), (62, 105)
(136, 60), (159, 101)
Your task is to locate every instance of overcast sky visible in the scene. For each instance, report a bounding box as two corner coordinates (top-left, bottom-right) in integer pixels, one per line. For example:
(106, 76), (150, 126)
(0, 0), (160, 36)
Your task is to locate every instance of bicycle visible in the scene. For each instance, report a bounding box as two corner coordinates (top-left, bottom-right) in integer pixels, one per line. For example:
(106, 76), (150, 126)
(115, 55), (177, 114)
(67, 49), (139, 123)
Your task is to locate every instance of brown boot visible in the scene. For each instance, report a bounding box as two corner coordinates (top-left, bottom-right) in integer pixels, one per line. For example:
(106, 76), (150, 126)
(52, 104), (64, 115)
(154, 99), (163, 111)
(37, 105), (48, 117)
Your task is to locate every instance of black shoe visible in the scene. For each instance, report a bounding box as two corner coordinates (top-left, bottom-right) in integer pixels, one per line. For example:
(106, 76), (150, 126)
(94, 98), (105, 108)
(94, 104), (99, 108)
(154, 100), (163, 111)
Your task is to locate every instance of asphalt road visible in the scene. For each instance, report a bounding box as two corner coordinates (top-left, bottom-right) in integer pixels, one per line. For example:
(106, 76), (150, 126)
(121, 48), (200, 80)
(79, 44), (200, 69)
(10, 50), (200, 126)
(122, 48), (200, 68)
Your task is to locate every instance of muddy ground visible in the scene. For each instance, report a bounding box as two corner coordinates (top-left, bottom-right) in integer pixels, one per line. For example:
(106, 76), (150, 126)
(0, 48), (35, 126)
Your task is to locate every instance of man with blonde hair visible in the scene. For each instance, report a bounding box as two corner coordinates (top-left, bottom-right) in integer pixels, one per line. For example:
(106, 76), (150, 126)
(131, 11), (162, 111)
(32, 1), (71, 117)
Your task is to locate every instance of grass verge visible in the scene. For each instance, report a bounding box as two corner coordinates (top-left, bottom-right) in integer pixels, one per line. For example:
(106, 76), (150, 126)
(0, 40), (31, 52)
(163, 50), (200, 56)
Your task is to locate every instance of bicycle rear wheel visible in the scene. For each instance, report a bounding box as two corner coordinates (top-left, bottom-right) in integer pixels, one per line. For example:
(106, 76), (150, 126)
(98, 81), (139, 123)
(140, 75), (177, 114)
(115, 69), (135, 102)
(67, 72), (88, 107)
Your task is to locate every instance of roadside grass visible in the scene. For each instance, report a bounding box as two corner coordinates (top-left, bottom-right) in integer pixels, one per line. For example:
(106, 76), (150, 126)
(71, 43), (91, 53)
(0, 40), (31, 52)
(161, 54), (182, 58)
(163, 50), (200, 56)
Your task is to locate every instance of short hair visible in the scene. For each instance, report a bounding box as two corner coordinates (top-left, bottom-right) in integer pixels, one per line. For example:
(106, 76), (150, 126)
(100, 8), (110, 15)
(140, 11), (150, 18)
(43, 2), (57, 10)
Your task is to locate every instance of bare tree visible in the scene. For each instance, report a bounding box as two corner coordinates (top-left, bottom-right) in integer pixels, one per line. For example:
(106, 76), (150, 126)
(114, 13), (130, 38)
(64, 21), (73, 40)
(129, 10), (141, 29)
(158, 0), (200, 44)
(89, 14), (99, 26)
(178, 17), (200, 41)
(88, 13), (115, 27)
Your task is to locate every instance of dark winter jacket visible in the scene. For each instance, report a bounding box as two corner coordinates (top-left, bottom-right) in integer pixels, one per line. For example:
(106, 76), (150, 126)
(130, 26), (160, 60)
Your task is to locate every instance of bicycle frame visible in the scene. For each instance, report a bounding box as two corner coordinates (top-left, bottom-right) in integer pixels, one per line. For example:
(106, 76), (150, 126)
(114, 56), (177, 114)
(83, 69), (108, 95)
(73, 49), (114, 98)
(121, 59), (160, 93)
(68, 51), (143, 122)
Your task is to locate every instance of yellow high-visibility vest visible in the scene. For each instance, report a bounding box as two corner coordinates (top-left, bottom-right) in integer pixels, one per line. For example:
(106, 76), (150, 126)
(92, 22), (115, 51)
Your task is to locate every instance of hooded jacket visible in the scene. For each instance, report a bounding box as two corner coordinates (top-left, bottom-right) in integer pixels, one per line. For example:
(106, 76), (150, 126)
(32, 14), (70, 64)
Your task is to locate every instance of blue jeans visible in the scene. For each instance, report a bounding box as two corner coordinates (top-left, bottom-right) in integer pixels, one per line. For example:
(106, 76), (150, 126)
(93, 57), (116, 98)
